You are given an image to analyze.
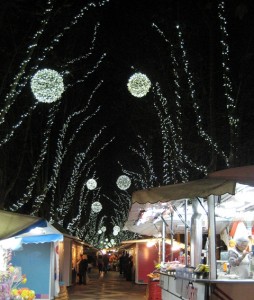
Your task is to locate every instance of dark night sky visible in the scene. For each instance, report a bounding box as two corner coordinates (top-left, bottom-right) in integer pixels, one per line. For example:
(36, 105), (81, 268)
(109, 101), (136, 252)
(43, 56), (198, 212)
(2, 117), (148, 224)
(0, 0), (254, 235)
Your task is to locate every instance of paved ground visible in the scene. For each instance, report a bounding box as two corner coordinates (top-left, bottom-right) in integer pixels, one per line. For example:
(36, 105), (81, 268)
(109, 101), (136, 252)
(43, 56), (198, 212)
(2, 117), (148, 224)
(68, 269), (147, 300)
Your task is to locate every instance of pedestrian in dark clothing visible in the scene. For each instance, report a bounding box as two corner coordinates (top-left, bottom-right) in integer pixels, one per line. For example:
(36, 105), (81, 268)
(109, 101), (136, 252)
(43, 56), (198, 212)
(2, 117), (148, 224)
(126, 255), (133, 281)
(87, 255), (94, 273)
(79, 254), (88, 285)
(119, 253), (124, 275)
(103, 254), (109, 273)
(76, 254), (83, 284)
(123, 253), (129, 278)
(98, 255), (104, 274)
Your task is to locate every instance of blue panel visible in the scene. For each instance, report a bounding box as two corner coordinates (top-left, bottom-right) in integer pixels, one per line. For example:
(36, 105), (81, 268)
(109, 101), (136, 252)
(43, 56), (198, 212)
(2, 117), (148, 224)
(11, 243), (51, 296)
(14, 219), (48, 236)
(21, 234), (63, 244)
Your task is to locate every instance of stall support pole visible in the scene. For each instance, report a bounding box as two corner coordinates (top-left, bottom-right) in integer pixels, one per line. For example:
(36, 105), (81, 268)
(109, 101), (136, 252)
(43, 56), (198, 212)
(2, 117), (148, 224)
(158, 239), (162, 263)
(184, 200), (188, 266)
(207, 195), (217, 280)
(162, 220), (166, 263)
(171, 213), (174, 261)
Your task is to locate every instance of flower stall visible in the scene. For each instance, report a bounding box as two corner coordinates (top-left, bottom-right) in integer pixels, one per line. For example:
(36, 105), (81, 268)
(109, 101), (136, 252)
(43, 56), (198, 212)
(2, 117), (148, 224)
(0, 248), (35, 300)
(0, 210), (63, 300)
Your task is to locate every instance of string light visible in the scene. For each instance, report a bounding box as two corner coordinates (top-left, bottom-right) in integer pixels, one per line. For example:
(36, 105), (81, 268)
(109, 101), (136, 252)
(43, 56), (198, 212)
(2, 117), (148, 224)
(4, 0), (241, 250)
(127, 72), (151, 98)
(10, 103), (60, 211)
(116, 175), (131, 190)
(67, 182), (91, 235)
(218, 1), (239, 161)
(86, 179), (97, 190)
(101, 226), (106, 232)
(31, 68), (64, 103)
(91, 201), (102, 213)
(175, 23), (229, 165)
(113, 225), (120, 233)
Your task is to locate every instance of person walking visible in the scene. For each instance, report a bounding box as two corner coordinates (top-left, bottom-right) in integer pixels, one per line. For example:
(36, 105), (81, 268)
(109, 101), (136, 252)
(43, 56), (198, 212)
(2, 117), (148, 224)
(122, 252), (129, 278)
(98, 255), (104, 275)
(79, 254), (88, 285)
(119, 252), (124, 275)
(76, 254), (83, 284)
(103, 253), (109, 273)
(126, 255), (133, 281)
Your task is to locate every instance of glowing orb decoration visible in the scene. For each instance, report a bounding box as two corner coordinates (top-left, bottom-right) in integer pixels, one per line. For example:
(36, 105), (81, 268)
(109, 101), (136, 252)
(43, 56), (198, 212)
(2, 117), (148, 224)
(98, 230), (102, 234)
(110, 239), (115, 244)
(86, 178), (97, 190)
(113, 231), (118, 236)
(116, 175), (131, 190)
(31, 68), (64, 103)
(127, 72), (151, 98)
(101, 226), (106, 232)
(113, 225), (120, 233)
(91, 201), (102, 213)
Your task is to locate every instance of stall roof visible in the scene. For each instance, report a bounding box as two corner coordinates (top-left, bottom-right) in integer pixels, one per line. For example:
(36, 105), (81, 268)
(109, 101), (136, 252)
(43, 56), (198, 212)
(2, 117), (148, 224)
(121, 238), (186, 250)
(132, 178), (236, 204)
(208, 165), (254, 186)
(51, 222), (93, 247)
(127, 166), (254, 237)
(17, 221), (63, 244)
(0, 210), (63, 248)
(121, 238), (180, 245)
(0, 210), (47, 240)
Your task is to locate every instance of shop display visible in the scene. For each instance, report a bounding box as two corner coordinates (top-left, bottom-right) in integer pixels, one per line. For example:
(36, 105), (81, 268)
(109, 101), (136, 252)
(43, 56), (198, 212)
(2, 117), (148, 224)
(0, 248), (35, 300)
(126, 168), (254, 299)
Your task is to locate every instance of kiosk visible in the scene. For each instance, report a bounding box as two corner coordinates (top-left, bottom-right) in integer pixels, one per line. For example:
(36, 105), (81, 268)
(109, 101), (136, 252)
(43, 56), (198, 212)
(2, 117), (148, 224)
(125, 166), (254, 300)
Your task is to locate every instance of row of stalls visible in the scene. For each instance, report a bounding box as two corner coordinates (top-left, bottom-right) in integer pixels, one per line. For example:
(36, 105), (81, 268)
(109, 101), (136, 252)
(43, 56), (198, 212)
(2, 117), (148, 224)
(120, 238), (184, 284)
(0, 210), (94, 300)
(124, 165), (254, 300)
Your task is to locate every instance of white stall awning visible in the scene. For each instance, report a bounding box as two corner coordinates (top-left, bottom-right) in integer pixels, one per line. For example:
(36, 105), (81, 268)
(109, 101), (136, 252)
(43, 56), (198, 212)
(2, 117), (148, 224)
(132, 178), (236, 205)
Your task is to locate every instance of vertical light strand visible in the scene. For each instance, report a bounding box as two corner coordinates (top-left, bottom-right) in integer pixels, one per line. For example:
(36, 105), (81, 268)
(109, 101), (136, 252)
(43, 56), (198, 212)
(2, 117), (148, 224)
(175, 23), (229, 166)
(218, 1), (239, 163)
(10, 102), (61, 211)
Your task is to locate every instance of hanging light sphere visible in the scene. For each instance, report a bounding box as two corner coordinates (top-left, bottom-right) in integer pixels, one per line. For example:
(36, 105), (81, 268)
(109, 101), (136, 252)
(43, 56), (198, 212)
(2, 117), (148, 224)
(127, 72), (151, 98)
(86, 178), (97, 190)
(91, 201), (102, 213)
(98, 230), (102, 234)
(113, 225), (120, 233)
(101, 226), (106, 232)
(31, 68), (64, 103)
(116, 175), (131, 190)
(113, 231), (118, 236)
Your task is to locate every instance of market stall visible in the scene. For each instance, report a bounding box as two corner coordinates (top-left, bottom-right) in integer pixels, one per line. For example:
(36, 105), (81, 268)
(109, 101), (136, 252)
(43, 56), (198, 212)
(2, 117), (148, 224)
(58, 232), (94, 286)
(120, 238), (176, 284)
(0, 210), (63, 300)
(125, 166), (254, 300)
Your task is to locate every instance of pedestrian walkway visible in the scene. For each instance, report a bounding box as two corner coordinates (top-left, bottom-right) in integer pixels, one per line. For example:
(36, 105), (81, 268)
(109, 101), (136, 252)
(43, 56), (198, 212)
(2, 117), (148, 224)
(68, 269), (147, 300)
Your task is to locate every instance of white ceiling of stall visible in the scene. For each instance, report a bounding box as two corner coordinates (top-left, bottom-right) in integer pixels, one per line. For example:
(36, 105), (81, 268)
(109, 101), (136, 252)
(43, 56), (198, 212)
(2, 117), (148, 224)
(125, 181), (254, 237)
